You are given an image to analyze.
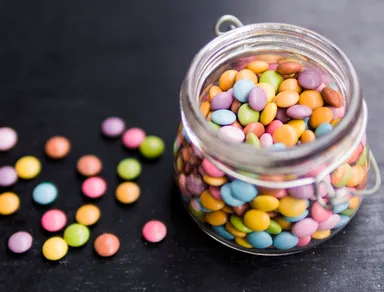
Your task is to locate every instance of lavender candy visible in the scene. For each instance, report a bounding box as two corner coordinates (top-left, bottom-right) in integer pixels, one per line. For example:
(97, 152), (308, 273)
(298, 69), (322, 89)
(210, 91), (233, 110)
(0, 166), (18, 187)
(287, 105), (313, 119)
(101, 117), (126, 138)
(248, 86), (268, 111)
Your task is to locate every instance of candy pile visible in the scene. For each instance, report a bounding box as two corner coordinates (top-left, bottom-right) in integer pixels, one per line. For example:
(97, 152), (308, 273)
(0, 118), (166, 260)
(174, 55), (368, 251)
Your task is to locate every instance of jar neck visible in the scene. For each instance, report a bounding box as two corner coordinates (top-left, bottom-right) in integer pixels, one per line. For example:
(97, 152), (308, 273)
(180, 23), (363, 176)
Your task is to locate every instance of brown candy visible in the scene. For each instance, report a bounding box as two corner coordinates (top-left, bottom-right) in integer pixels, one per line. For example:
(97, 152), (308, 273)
(276, 62), (303, 75)
(321, 87), (343, 108)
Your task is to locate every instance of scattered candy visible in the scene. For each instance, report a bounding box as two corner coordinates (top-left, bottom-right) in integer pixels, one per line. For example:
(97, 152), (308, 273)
(77, 155), (102, 177)
(15, 156), (41, 179)
(82, 177), (107, 199)
(94, 233), (120, 257)
(8, 231), (33, 253)
(142, 220), (167, 243)
(0, 127), (17, 151)
(122, 128), (146, 149)
(45, 136), (71, 159)
(139, 136), (165, 159)
(76, 204), (101, 226)
(115, 182), (140, 204)
(63, 223), (90, 247)
(33, 182), (58, 205)
(0, 192), (20, 215)
(117, 158), (142, 180)
(42, 237), (68, 261)
(0, 166), (18, 187)
(41, 209), (67, 232)
(101, 117), (126, 138)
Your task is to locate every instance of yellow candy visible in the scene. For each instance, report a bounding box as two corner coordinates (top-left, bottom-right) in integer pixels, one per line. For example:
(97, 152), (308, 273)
(205, 210), (228, 226)
(279, 196), (307, 217)
(200, 101), (211, 118)
(42, 237), (68, 261)
(219, 70), (238, 91)
(200, 190), (225, 211)
(260, 103), (277, 125)
(299, 90), (324, 110)
(348, 196), (360, 210)
(312, 230), (331, 240)
(274, 217), (292, 230)
(225, 222), (246, 237)
(256, 82), (275, 103)
(209, 86), (222, 100)
(235, 237), (253, 248)
(203, 175), (227, 186)
(244, 209), (270, 231)
(235, 69), (258, 84)
(246, 60), (269, 74)
(15, 156), (41, 179)
(301, 130), (316, 144)
(251, 195), (279, 212)
(0, 192), (20, 215)
(273, 125), (297, 147)
(278, 78), (302, 93)
(274, 90), (300, 108)
(309, 107), (333, 128)
(287, 120), (306, 139)
(330, 118), (341, 127)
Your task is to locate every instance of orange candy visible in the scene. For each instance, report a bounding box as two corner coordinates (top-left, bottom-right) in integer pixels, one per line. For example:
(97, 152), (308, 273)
(45, 136), (71, 159)
(205, 210), (228, 226)
(116, 182), (141, 204)
(94, 233), (120, 257)
(273, 125), (298, 147)
(219, 70), (238, 91)
(246, 60), (269, 74)
(287, 120), (306, 139)
(243, 122), (265, 137)
(200, 101), (211, 117)
(278, 78), (302, 93)
(348, 196), (361, 210)
(200, 190), (225, 211)
(225, 222), (246, 237)
(301, 130), (316, 143)
(309, 107), (333, 128)
(209, 86), (222, 100)
(77, 155), (102, 177)
(274, 91), (300, 108)
(346, 165), (365, 187)
(299, 90), (324, 110)
(235, 69), (258, 84)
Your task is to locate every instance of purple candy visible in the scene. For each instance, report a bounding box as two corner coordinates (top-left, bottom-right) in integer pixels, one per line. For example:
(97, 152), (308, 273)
(0, 166), (18, 187)
(275, 108), (291, 123)
(186, 175), (207, 196)
(287, 105), (313, 119)
(210, 92), (233, 110)
(248, 87), (268, 111)
(298, 69), (322, 89)
(8, 231), (33, 254)
(227, 88), (234, 97)
(288, 184), (315, 199)
(101, 117), (126, 138)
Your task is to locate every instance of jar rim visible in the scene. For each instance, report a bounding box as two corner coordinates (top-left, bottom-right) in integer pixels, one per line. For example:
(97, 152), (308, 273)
(181, 22), (362, 173)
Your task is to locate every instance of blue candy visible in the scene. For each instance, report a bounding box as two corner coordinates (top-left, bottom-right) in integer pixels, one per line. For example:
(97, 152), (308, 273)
(269, 143), (286, 151)
(230, 180), (258, 202)
(32, 182), (58, 205)
(212, 225), (235, 240)
(233, 79), (255, 102)
(247, 231), (273, 249)
(211, 109), (237, 126)
(333, 202), (349, 214)
(273, 232), (299, 250)
(315, 123), (333, 138)
(220, 183), (244, 207)
(333, 215), (350, 229)
(284, 210), (309, 222)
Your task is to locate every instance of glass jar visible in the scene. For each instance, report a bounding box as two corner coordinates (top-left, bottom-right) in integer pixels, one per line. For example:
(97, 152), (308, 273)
(174, 15), (381, 255)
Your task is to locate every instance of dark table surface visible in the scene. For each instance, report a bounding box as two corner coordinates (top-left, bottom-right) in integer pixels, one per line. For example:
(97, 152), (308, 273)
(1, 1), (383, 291)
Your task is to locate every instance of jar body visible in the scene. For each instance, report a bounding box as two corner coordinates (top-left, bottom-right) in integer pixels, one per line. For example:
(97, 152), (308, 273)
(175, 23), (371, 255)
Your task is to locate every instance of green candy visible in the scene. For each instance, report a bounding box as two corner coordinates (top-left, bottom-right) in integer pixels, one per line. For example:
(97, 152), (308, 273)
(357, 147), (368, 166)
(238, 103), (260, 126)
(259, 70), (283, 93)
(63, 223), (90, 247)
(208, 121), (221, 130)
(230, 215), (253, 233)
(246, 133), (261, 148)
(117, 158), (142, 180)
(265, 220), (282, 235)
(139, 136), (165, 159)
(340, 208), (354, 217)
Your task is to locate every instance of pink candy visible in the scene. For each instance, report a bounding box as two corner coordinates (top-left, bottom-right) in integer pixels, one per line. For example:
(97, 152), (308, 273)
(41, 209), (67, 232)
(122, 128), (146, 149)
(266, 120), (283, 136)
(292, 218), (319, 237)
(297, 235), (311, 247)
(0, 166), (18, 187)
(318, 214), (341, 230)
(202, 159), (224, 177)
(0, 127), (18, 151)
(142, 220), (167, 243)
(260, 133), (273, 148)
(209, 186), (222, 200)
(311, 202), (333, 222)
(82, 177), (107, 198)
(218, 126), (245, 143)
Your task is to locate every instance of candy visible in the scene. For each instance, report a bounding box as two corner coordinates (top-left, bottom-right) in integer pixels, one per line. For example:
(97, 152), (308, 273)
(243, 122), (265, 137)
(200, 101), (210, 117)
(200, 190), (225, 211)
(246, 133), (260, 147)
(209, 86), (222, 100)
(122, 128), (146, 149)
(287, 105), (312, 119)
(76, 204), (101, 226)
(235, 237), (253, 248)
(233, 79), (255, 102)
(260, 133), (273, 147)
(311, 229), (331, 240)
(212, 225), (235, 240)
(101, 117), (125, 137)
(276, 61), (302, 75)
(275, 217), (292, 230)
(94, 233), (120, 257)
(210, 91), (233, 110)
(139, 136), (165, 159)
(116, 182), (140, 204)
(297, 235), (312, 247)
(279, 196), (307, 217)
(292, 218), (319, 237)
(333, 202), (349, 214)
(284, 210), (309, 223)
(235, 69), (258, 84)
(142, 220), (167, 242)
(77, 155), (102, 177)
(218, 126), (245, 143)
(219, 70), (238, 91)
(244, 210), (270, 231)
(279, 78), (302, 93)
(310, 107), (333, 128)
(334, 215), (350, 228)
(318, 214), (341, 230)
(205, 210), (228, 226)
(0, 127), (17, 151)
(299, 90), (324, 110)
(251, 195), (279, 212)
(287, 120), (306, 139)
(45, 136), (71, 159)
(117, 158), (142, 180)
(301, 130), (316, 143)
(260, 103), (277, 125)
(265, 220), (282, 234)
(246, 60), (269, 73)
(15, 156), (41, 179)
(256, 83), (275, 103)
(298, 69), (322, 89)
(230, 180), (258, 202)
(346, 165), (365, 187)
(273, 125), (297, 147)
(274, 91), (300, 108)
(82, 177), (107, 199)
(321, 87), (343, 107)
(311, 202), (332, 222)
(0, 192), (19, 215)
(331, 164), (352, 187)
(42, 237), (68, 261)
(0, 166), (18, 187)
(248, 87), (267, 111)
(348, 196), (360, 210)
(265, 120), (283, 136)
(33, 182), (58, 205)
(315, 123), (333, 137)
(230, 215), (253, 233)
(273, 232), (299, 250)
(259, 70), (283, 93)
(275, 108), (291, 123)
(8, 231), (33, 253)
(63, 223), (90, 247)
(41, 209), (67, 232)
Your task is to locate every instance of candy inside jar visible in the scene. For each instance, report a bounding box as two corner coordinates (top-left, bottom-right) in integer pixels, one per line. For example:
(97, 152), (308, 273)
(174, 18), (379, 255)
